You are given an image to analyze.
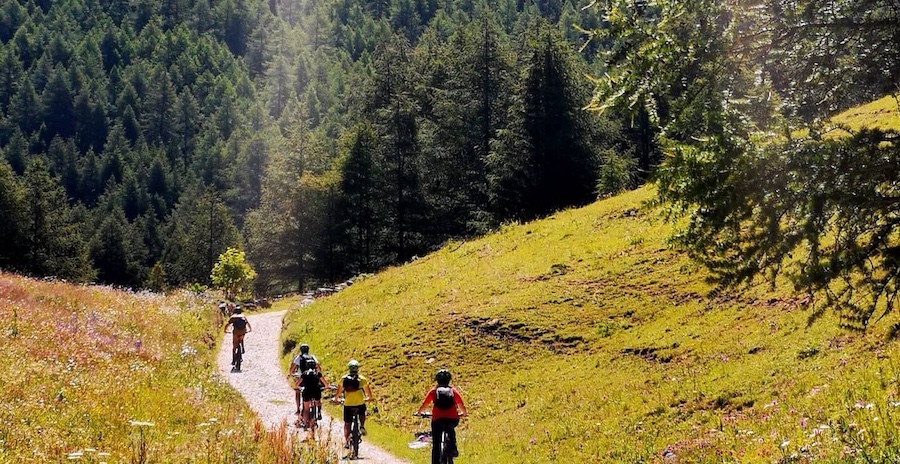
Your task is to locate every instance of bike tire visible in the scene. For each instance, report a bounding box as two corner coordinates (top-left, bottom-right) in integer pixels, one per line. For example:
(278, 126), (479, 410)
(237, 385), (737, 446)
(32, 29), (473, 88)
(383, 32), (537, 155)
(443, 431), (455, 464)
(233, 346), (242, 372)
(350, 415), (361, 459)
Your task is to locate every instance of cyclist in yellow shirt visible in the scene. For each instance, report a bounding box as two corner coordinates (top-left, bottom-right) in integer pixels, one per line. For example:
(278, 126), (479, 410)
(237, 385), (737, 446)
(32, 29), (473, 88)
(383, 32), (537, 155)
(332, 359), (373, 446)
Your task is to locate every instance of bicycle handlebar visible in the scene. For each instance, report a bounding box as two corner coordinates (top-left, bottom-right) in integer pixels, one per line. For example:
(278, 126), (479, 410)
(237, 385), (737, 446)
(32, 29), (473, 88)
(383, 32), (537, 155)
(413, 412), (467, 418)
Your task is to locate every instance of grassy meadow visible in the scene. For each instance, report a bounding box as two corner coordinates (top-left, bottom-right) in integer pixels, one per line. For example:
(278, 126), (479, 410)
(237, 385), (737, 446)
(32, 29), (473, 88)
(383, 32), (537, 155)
(0, 274), (326, 463)
(283, 187), (900, 463)
(278, 93), (900, 464)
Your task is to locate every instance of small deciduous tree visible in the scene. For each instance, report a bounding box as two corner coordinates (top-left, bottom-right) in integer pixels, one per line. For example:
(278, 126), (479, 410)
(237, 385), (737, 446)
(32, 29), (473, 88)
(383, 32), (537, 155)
(211, 247), (256, 301)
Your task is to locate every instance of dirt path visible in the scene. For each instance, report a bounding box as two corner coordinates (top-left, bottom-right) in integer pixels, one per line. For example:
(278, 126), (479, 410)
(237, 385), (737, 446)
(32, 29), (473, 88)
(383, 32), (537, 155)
(217, 310), (411, 463)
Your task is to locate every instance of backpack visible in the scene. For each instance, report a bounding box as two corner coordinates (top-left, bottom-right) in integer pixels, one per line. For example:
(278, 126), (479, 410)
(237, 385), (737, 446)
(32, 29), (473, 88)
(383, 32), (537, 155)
(343, 374), (361, 392)
(434, 386), (455, 410)
(301, 369), (322, 391)
(295, 353), (314, 370)
(231, 316), (248, 330)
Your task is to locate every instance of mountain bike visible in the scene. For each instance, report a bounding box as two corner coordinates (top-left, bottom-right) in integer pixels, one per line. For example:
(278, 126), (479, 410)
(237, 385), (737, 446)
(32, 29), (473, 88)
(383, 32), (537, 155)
(334, 398), (363, 460)
(415, 412), (457, 464)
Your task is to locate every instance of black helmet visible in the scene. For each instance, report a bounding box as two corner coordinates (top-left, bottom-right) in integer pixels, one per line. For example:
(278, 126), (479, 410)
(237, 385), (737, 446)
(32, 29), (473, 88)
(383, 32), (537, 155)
(305, 358), (318, 370)
(300, 343), (309, 354)
(435, 369), (452, 386)
(234, 306), (243, 314)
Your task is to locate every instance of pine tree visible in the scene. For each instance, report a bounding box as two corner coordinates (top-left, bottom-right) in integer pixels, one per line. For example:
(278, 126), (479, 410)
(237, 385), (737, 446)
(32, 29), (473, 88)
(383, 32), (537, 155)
(368, 34), (428, 262)
(0, 159), (27, 271)
(21, 158), (93, 281)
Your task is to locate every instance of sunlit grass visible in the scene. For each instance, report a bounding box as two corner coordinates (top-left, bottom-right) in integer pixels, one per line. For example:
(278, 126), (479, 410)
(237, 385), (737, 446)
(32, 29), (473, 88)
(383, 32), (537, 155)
(282, 186), (900, 463)
(830, 94), (900, 133)
(0, 274), (334, 463)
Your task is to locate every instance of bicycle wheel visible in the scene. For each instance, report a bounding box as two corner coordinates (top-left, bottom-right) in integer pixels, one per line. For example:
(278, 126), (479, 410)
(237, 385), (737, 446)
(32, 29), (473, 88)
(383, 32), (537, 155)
(444, 430), (456, 464)
(308, 403), (317, 430)
(350, 413), (361, 459)
(233, 345), (242, 372)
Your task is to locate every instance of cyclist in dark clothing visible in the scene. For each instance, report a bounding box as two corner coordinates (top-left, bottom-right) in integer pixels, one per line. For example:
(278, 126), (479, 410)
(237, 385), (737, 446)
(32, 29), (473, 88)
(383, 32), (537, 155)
(290, 344), (321, 414)
(224, 306), (251, 358)
(294, 358), (330, 427)
(416, 369), (468, 463)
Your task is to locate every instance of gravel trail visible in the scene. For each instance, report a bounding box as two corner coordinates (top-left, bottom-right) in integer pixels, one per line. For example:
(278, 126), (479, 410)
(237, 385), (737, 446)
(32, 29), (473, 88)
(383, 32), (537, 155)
(217, 310), (411, 463)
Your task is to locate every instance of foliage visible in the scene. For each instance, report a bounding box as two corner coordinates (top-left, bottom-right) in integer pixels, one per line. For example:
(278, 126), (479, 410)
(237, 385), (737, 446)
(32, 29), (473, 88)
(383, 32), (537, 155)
(282, 186), (900, 462)
(589, 0), (900, 327)
(0, 0), (644, 292)
(211, 247), (257, 301)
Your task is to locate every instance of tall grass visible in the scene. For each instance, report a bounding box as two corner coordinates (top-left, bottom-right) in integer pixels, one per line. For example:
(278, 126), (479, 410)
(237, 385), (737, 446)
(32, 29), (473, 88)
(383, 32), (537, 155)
(0, 273), (334, 463)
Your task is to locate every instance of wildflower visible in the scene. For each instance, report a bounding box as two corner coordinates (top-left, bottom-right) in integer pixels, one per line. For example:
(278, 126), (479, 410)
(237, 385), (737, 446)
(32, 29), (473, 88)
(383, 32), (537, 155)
(530, 437), (537, 444)
(129, 420), (155, 427)
(180, 343), (196, 359)
(781, 440), (790, 448)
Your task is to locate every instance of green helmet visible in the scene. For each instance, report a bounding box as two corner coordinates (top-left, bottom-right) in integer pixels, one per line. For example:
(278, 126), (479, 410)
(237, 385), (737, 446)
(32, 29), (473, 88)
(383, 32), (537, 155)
(348, 359), (360, 372)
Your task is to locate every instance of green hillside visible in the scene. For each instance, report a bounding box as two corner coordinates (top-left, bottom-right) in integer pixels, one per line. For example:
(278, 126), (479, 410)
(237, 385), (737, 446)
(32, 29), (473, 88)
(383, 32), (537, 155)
(283, 181), (900, 462)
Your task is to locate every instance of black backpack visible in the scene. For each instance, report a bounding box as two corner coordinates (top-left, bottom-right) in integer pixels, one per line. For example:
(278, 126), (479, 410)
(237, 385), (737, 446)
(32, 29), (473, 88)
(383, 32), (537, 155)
(434, 386), (455, 410)
(301, 369), (322, 391)
(296, 353), (314, 370)
(231, 316), (248, 330)
(343, 374), (361, 392)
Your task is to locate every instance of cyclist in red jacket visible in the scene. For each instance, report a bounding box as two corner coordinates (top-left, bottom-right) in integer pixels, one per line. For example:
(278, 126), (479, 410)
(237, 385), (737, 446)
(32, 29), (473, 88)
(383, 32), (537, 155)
(415, 369), (468, 463)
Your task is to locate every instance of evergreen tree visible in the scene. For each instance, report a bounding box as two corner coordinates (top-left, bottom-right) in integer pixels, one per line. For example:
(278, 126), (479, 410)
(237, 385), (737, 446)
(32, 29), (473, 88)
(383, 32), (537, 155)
(163, 187), (241, 285)
(0, 45), (25, 113)
(337, 122), (380, 274)
(368, 34), (428, 262)
(492, 20), (611, 220)
(88, 206), (147, 287)
(141, 65), (177, 146)
(20, 158), (93, 281)
(0, 159), (27, 271)
(40, 66), (76, 142)
(9, 78), (42, 136)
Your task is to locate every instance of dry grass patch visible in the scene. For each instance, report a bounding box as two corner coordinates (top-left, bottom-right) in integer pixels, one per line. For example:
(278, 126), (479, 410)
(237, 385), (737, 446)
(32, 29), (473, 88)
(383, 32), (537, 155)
(0, 273), (332, 463)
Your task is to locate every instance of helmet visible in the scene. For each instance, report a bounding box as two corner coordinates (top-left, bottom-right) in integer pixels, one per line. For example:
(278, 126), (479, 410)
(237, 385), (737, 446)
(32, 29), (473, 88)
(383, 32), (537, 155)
(299, 343), (310, 354)
(234, 306), (243, 314)
(305, 358), (318, 370)
(348, 359), (360, 372)
(435, 369), (452, 386)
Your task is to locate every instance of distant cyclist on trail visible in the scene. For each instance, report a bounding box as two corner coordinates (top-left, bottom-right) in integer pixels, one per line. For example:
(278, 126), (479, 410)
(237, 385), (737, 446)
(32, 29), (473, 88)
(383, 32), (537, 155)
(224, 306), (251, 359)
(332, 359), (373, 446)
(415, 369), (468, 463)
(290, 344), (321, 414)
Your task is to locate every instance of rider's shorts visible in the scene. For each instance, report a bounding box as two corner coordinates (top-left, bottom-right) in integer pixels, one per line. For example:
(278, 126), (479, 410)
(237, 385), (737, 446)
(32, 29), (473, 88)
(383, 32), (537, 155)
(302, 388), (323, 401)
(343, 404), (366, 423)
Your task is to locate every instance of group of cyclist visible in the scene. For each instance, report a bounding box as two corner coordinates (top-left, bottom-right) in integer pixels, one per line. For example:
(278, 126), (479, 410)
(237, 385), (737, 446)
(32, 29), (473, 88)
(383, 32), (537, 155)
(223, 308), (468, 463)
(291, 343), (468, 462)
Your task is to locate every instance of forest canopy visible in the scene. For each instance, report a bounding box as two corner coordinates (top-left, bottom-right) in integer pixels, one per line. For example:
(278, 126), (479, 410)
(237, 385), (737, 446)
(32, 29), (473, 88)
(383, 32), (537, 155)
(0, 0), (647, 293)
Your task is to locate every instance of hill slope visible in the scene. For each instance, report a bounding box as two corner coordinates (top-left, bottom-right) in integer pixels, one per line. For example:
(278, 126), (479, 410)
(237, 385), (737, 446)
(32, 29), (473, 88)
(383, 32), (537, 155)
(283, 184), (900, 463)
